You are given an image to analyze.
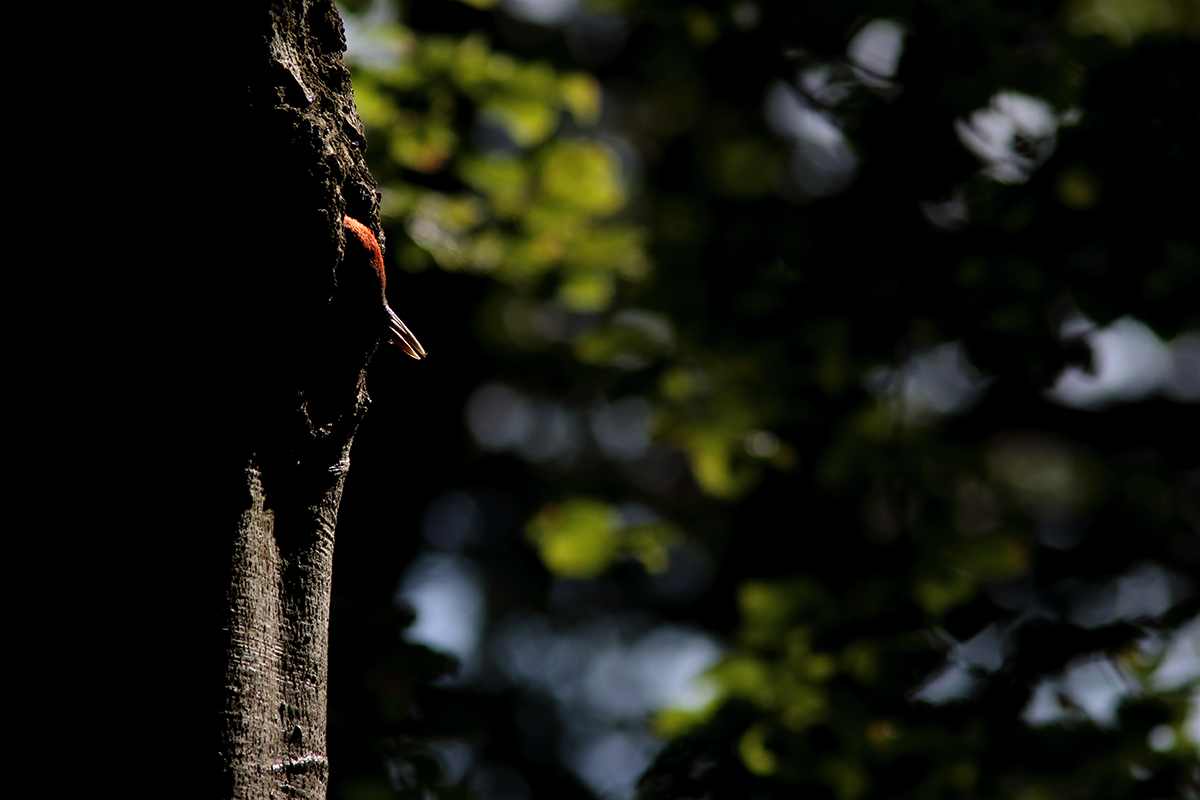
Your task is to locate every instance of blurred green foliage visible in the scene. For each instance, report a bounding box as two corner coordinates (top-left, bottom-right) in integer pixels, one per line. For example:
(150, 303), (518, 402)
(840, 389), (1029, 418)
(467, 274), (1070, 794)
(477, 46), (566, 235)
(352, 26), (643, 313)
(334, 0), (1199, 798)
(525, 497), (679, 576)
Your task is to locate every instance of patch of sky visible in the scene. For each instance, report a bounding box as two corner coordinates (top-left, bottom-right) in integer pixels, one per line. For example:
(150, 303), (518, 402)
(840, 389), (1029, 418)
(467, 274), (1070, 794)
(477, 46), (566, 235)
(765, 81), (859, 197)
(493, 613), (723, 798)
(847, 19), (906, 84)
(956, 91), (1071, 184)
(864, 342), (992, 424)
(395, 553), (487, 680)
(1048, 315), (1200, 409)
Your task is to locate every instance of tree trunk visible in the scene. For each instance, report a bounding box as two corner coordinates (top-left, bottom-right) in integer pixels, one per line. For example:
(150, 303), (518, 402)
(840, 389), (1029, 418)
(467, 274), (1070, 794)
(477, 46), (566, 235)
(38, 0), (392, 796)
(209, 2), (384, 796)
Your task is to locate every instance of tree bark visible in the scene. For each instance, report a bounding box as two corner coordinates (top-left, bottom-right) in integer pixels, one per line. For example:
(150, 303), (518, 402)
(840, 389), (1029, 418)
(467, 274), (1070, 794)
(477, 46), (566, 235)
(210, 2), (384, 797)
(39, 0), (392, 795)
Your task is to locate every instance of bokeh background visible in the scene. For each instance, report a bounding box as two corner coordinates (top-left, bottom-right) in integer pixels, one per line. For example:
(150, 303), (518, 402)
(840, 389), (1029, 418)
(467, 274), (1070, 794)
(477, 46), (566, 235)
(324, 1), (1199, 798)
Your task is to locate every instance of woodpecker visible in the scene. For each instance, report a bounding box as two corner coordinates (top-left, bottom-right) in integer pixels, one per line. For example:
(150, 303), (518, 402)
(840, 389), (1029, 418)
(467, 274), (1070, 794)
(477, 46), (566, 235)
(343, 214), (427, 360)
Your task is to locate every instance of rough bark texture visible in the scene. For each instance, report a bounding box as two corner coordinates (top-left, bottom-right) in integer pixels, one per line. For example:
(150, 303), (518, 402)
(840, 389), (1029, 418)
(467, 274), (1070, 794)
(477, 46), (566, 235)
(223, 455), (344, 798)
(215, 2), (384, 797)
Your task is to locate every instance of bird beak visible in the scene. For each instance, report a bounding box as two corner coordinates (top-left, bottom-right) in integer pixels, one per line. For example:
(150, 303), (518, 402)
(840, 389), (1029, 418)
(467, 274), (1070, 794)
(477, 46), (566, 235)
(387, 304), (427, 360)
